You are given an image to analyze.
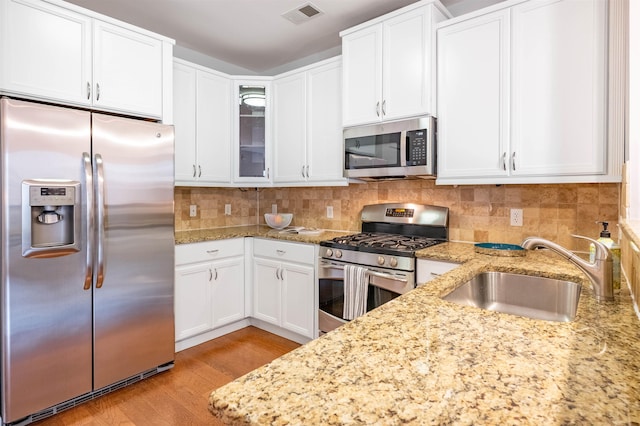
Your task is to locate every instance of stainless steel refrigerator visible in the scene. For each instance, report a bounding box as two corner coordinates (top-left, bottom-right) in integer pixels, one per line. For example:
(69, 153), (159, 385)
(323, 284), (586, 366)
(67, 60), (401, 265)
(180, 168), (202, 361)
(0, 97), (175, 424)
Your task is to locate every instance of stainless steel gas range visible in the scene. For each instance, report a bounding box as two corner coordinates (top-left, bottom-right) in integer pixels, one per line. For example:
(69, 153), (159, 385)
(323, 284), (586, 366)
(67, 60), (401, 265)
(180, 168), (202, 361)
(318, 203), (449, 333)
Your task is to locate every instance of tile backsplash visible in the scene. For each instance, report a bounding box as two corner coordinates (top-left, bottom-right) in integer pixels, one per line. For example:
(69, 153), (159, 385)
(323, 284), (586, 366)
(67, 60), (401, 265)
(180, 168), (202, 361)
(176, 180), (620, 251)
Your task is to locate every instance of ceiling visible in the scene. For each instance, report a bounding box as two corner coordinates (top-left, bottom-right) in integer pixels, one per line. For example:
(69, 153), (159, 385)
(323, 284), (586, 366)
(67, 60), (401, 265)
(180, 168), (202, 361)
(64, 0), (502, 74)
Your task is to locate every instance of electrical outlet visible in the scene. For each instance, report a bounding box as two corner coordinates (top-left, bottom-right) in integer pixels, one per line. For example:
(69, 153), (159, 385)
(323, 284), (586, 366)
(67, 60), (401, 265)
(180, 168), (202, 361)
(510, 208), (523, 227)
(224, 204), (231, 215)
(272, 204), (278, 214)
(326, 206), (334, 218)
(189, 205), (197, 217)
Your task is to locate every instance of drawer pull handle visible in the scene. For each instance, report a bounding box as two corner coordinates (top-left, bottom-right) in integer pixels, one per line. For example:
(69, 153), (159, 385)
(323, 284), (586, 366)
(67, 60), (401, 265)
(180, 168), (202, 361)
(207, 249), (219, 255)
(276, 249), (286, 255)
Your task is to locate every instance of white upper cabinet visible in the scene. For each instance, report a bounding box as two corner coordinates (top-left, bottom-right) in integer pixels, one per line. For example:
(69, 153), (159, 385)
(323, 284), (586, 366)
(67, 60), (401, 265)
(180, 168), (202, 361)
(341, 1), (449, 127)
(233, 78), (272, 185)
(273, 57), (346, 186)
(0, 0), (91, 105)
(436, 0), (614, 185)
(437, 8), (509, 180)
(0, 0), (172, 120)
(174, 59), (232, 186)
(92, 20), (163, 118)
(273, 72), (306, 183)
(509, 0), (607, 177)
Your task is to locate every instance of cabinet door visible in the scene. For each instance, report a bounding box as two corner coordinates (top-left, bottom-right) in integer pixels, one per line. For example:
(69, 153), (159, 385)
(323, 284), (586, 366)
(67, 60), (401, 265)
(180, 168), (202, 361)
(93, 20), (163, 118)
(307, 59), (345, 184)
(342, 24), (383, 126)
(235, 81), (271, 183)
(436, 9), (509, 179)
(173, 61), (198, 182)
(273, 72), (307, 183)
(510, 0), (606, 176)
(0, 0), (92, 105)
(416, 259), (460, 285)
(281, 262), (315, 338)
(197, 70), (232, 183)
(211, 256), (245, 328)
(252, 257), (281, 325)
(175, 263), (213, 341)
(382, 6), (431, 121)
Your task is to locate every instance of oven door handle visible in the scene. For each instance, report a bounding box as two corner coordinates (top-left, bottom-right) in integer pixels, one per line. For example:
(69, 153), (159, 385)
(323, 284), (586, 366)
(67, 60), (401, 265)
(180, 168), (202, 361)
(321, 263), (409, 283)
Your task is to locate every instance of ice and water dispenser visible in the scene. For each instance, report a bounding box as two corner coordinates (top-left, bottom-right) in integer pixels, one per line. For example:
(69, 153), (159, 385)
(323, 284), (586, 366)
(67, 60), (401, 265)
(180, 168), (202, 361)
(22, 180), (82, 258)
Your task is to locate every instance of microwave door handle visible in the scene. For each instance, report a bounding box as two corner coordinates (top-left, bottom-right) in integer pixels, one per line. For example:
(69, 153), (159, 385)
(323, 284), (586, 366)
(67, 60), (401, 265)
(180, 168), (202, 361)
(400, 130), (408, 167)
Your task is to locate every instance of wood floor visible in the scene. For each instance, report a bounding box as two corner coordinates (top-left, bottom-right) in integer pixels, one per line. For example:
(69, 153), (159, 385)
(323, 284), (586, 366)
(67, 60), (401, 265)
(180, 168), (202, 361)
(34, 327), (301, 426)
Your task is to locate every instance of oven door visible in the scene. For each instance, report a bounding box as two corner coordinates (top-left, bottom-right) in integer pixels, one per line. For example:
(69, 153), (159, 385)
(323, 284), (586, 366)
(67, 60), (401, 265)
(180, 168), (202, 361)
(318, 259), (414, 334)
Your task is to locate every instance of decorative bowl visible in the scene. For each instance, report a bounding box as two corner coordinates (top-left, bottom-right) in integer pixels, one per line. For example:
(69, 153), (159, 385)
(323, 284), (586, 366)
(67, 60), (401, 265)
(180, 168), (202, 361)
(264, 213), (293, 230)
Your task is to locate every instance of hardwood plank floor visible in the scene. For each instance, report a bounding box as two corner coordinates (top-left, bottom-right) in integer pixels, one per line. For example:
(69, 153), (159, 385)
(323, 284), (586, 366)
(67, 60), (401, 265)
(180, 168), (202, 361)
(33, 326), (301, 426)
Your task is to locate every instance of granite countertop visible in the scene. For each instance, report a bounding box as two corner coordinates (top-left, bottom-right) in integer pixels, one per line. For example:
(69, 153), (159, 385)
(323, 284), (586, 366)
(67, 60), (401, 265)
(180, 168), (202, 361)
(209, 241), (640, 424)
(175, 225), (352, 246)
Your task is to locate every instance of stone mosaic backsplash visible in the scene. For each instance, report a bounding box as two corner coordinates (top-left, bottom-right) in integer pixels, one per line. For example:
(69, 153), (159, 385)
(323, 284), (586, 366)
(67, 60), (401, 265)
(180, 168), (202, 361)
(175, 181), (620, 252)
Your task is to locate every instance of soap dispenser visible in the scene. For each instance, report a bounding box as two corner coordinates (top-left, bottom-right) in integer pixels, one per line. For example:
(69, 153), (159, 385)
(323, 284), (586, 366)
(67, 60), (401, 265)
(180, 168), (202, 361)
(590, 221), (620, 288)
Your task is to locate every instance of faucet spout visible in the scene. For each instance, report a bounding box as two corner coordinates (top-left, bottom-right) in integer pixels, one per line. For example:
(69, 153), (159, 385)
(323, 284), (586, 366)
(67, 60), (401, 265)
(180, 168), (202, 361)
(521, 235), (614, 302)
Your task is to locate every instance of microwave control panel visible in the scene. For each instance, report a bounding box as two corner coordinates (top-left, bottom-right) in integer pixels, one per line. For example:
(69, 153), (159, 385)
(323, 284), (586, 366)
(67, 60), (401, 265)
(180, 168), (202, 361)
(406, 129), (428, 166)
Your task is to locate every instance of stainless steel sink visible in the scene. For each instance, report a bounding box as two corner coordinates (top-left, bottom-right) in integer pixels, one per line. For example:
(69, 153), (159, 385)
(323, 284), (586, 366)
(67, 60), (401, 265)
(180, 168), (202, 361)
(442, 272), (582, 322)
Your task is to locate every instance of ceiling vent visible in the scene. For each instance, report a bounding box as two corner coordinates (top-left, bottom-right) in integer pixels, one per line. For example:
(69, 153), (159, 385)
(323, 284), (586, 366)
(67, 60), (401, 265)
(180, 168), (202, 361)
(282, 3), (324, 24)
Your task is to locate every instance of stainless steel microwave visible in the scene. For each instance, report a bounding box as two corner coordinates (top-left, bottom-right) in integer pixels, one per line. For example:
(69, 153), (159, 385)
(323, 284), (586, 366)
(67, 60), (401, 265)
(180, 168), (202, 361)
(344, 116), (436, 180)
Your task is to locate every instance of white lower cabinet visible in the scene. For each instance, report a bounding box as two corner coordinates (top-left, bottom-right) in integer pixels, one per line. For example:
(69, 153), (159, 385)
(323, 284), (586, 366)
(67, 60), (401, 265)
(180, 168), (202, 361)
(417, 259), (460, 285)
(175, 239), (245, 344)
(252, 239), (316, 339)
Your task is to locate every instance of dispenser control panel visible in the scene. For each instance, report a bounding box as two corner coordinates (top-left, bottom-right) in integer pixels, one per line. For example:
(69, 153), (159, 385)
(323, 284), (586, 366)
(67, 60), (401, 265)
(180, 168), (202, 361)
(21, 180), (81, 258)
(29, 186), (75, 206)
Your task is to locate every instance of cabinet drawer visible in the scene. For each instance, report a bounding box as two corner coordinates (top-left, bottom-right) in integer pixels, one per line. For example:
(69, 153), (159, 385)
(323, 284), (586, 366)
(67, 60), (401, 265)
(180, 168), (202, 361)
(253, 238), (315, 265)
(176, 238), (244, 265)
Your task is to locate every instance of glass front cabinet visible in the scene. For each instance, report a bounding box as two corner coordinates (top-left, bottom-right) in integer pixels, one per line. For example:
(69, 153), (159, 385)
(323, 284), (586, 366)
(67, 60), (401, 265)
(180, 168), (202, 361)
(234, 80), (272, 184)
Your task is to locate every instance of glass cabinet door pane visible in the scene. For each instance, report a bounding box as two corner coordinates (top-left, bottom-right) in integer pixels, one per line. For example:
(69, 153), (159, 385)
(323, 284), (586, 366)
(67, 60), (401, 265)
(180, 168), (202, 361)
(238, 85), (266, 177)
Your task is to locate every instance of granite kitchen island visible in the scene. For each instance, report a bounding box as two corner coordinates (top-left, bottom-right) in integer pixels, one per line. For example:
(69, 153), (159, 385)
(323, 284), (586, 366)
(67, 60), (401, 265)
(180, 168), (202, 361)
(209, 242), (640, 424)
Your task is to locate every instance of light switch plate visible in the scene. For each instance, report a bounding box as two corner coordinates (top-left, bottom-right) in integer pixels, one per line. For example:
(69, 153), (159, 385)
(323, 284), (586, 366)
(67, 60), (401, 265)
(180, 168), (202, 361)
(189, 205), (197, 217)
(225, 204), (231, 215)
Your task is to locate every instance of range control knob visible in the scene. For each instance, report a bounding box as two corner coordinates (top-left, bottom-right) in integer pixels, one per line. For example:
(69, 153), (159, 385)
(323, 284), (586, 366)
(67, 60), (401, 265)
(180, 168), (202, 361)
(390, 257), (398, 268)
(377, 256), (385, 266)
(335, 250), (343, 259)
(325, 248), (333, 257)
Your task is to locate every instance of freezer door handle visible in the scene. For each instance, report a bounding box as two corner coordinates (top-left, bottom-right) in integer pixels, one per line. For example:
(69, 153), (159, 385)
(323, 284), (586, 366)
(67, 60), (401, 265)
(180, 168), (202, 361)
(83, 152), (94, 290)
(94, 154), (106, 288)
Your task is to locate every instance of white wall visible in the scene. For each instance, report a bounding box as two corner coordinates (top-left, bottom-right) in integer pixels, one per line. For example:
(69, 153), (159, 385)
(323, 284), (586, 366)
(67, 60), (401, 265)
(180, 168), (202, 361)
(629, 1), (640, 219)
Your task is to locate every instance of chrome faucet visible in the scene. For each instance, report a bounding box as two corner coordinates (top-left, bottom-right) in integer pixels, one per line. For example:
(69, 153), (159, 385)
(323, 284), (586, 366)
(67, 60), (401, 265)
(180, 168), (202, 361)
(521, 235), (614, 302)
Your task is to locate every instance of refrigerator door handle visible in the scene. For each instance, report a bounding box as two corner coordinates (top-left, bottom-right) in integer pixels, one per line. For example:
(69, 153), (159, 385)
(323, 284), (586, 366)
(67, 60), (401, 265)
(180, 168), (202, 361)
(94, 153), (106, 288)
(83, 152), (94, 291)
